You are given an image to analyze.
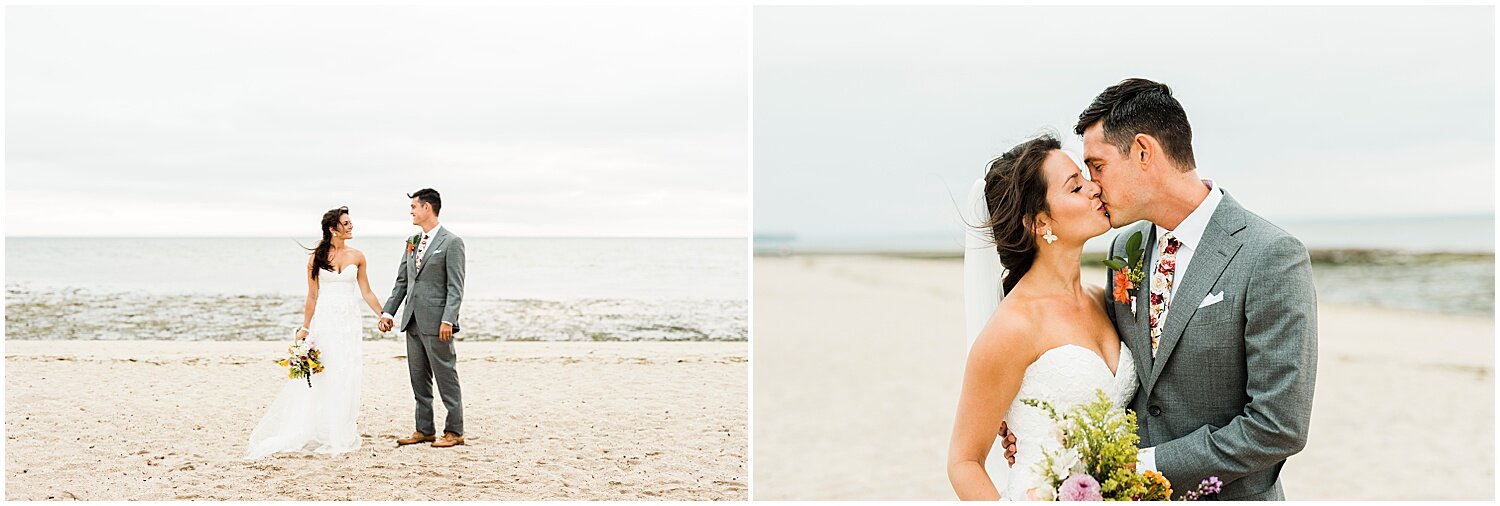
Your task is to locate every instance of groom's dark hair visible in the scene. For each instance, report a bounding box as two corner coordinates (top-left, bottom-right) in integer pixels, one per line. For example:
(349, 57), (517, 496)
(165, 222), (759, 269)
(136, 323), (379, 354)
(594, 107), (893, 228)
(1075, 78), (1196, 171)
(408, 188), (442, 216)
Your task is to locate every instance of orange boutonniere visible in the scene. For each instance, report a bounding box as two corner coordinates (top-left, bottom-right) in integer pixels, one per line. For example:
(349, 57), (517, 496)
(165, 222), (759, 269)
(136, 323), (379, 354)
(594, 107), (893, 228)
(1103, 231), (1146, 305)
(404, 234), (420, 254)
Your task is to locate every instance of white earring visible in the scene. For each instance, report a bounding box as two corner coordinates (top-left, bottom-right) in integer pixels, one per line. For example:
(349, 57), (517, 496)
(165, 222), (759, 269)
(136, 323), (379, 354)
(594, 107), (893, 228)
(1043, 230), (1058, 244)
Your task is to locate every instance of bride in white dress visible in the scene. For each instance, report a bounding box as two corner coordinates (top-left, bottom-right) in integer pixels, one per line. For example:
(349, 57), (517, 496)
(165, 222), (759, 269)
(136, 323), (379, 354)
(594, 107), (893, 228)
(948, 134), (1139, 500)
(246, 206), (387, 459)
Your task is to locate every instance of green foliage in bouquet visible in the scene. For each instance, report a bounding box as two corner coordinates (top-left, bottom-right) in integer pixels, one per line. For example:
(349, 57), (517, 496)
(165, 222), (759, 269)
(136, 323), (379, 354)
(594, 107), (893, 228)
(1021, 390), (1172, 501)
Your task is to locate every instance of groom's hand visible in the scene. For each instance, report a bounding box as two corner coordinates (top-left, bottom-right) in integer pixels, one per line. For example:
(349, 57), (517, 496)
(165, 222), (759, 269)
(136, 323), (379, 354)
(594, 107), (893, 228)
(378, 316), (393, 332)
(439, 322), (453, 342)
(999, 421), (1017, 467)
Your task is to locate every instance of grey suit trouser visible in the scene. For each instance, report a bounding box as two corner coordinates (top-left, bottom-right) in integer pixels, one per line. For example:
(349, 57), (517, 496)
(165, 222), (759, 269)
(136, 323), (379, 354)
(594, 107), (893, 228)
(406, 328), (463, 436)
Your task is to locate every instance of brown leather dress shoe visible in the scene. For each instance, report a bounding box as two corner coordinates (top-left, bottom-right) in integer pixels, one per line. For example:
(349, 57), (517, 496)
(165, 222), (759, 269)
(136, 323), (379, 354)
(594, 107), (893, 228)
(432, 432), (465, 448)
(396, 431), (436, 446)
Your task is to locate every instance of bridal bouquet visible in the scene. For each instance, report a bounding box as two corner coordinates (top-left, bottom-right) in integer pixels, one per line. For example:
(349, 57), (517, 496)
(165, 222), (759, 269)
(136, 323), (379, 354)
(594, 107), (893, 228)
(277, 336), (325, 388)
(1020, 390), (1221, 501)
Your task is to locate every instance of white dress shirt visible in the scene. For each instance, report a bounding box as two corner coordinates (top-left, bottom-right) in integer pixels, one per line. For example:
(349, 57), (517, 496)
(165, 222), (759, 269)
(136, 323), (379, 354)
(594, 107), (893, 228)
(382, 223), (451, 327)
(1138, 180), (1223, 474)
(1152, 180), (1223, 303)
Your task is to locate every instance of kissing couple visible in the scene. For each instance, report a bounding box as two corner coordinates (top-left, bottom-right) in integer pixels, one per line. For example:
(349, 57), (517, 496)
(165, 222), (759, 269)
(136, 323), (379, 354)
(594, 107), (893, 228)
(948, 78), (1318, 500)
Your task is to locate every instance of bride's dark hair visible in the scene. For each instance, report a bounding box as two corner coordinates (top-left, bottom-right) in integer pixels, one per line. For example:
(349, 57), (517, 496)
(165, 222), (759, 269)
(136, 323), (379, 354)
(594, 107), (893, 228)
(981, 133), (1061, 294)
(308, 207), (349, 282)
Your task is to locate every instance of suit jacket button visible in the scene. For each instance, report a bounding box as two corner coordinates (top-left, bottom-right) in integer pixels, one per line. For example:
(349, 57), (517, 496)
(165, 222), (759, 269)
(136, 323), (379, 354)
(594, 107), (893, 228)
(1148, 406), (1162, 417)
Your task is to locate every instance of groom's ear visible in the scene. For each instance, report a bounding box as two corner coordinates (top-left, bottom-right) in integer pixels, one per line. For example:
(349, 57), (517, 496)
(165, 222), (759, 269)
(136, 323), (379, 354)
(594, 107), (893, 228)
(1132, 134), (1157, 168)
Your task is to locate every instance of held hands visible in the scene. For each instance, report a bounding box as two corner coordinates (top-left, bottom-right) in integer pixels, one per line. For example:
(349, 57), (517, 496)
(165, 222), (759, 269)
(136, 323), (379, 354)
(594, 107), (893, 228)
(999, 421), (1017, 467)
(374, 315), (449, 340)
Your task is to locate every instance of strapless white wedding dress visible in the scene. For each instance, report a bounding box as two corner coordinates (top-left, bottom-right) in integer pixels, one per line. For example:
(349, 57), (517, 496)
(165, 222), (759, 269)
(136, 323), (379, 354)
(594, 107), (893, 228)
(246, 264), (364, 459)
(999, 342), (1138, 500)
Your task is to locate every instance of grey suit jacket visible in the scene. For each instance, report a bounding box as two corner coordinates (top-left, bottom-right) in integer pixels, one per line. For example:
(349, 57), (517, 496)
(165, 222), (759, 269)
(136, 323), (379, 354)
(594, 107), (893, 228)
(383, 226), (466, 337)
(1105, 192), (1317, 501)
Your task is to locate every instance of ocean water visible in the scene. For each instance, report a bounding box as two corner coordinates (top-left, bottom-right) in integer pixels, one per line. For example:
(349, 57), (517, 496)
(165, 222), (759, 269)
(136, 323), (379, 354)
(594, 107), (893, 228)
(754, 214), (1496, 255)
(5, 237), (748, 342)
(755, 215), (1495, 316)
(7, 237), (747, 299)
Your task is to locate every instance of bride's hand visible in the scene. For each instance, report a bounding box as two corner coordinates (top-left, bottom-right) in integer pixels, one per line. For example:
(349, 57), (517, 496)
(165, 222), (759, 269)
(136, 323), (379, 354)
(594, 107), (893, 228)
(295, 328), (309, 341)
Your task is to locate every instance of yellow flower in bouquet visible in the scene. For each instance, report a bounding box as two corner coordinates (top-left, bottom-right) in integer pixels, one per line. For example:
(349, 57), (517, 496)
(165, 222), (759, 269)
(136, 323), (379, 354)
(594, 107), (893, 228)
(1021, 390), (1219, 501)
(307, 348), (324, 374)
(278, 334), (325, 387)
(1143, 470), (1173, 500)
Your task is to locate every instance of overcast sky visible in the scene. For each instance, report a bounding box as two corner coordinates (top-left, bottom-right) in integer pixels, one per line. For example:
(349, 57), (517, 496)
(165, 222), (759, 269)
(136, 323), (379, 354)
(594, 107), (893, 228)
(7, 6), (748, 237)
(754, 6), (1494, 242)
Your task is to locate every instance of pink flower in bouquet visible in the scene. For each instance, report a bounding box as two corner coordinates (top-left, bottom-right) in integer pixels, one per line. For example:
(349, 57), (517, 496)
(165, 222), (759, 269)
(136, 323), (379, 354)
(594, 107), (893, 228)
(1057, 473), (1103, 501)
(1183, 476), (1224, 500)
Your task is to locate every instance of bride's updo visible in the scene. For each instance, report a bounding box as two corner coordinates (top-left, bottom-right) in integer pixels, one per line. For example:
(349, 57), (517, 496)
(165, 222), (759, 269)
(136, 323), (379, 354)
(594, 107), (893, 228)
(981, 133), (1061, 294)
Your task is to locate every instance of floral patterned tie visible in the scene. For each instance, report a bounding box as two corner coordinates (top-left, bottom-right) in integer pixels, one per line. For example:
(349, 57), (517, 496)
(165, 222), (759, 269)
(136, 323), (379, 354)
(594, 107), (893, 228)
(1149, 232), (1182, 358)
(415, 233), (430, 270)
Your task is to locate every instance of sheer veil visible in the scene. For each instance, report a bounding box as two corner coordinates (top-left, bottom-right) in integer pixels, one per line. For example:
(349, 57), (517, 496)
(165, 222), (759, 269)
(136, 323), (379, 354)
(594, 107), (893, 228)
(961, 176), (1013, 487)
(963, 178), (1006, 350)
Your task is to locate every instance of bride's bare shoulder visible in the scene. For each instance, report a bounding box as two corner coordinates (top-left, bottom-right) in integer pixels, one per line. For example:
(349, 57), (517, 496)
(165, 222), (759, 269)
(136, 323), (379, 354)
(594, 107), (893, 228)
(969, 296), (1042, 363)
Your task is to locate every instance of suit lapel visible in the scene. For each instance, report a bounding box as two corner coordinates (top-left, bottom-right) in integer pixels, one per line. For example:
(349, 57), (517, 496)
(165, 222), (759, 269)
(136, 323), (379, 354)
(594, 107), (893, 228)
(1145, 194), (1248, 390)
(1119, 223), (1154, 389)
(1134, 226), (1155, 328)
(406, 235), (420, 280)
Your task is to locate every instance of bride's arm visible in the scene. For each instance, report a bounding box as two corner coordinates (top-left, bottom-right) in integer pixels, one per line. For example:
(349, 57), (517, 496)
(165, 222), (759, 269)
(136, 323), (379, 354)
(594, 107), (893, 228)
(299, 256), (318, 340)
(948, 310), (1033, 500)
(354, 251), (383, 317)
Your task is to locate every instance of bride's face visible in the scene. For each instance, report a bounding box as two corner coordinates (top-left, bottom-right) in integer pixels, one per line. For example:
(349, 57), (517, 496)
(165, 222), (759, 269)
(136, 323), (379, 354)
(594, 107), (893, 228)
(333, 214), (353, 240)
(1039, 150), (1109, 244)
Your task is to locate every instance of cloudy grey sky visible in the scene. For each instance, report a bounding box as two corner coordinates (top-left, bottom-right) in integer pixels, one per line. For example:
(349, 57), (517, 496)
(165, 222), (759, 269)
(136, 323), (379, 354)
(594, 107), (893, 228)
(754, 6), (1494, 245)
(8, 6), (748, 237)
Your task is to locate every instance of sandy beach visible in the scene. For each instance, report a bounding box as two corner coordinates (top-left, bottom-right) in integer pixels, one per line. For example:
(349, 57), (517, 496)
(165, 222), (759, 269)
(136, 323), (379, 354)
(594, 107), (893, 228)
(5, 340), (747, 500)
(752, 255), (1494, 500)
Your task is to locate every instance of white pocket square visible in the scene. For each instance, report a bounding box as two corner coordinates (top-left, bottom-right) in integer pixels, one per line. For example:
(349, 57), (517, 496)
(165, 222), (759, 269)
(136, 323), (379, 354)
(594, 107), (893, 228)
(430, 250), (442, 254)
(1199, 292), (1224, 309)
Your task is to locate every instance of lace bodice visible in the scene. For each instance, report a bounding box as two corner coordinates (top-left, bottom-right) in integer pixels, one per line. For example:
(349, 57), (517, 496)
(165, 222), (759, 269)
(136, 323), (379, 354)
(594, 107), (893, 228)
(315, 264), (359, 307)
(319, 264), (358, 285)
(1001, 342), (1138, 500)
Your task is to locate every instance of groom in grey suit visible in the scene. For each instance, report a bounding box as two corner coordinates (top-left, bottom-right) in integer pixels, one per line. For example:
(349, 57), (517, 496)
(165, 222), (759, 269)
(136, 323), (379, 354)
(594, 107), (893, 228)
(1084, 79), (1317, 500)
(380, 188), (467, 448)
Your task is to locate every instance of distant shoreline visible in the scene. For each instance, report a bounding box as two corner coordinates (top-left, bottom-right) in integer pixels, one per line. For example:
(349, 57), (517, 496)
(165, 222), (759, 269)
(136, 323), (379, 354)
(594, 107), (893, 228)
(5, 286), (748, 343)
(754, 213), (1497, 259)
(4, 235), (750, 240)
(750, 251), (1496, 317)
(753, 249), (1497, 265)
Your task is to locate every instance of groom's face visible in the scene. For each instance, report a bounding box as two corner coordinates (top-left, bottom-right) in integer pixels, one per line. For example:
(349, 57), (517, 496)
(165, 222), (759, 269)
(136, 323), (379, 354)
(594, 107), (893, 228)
(410, 198), (431, 225)
(1081, 123), (1143, 228)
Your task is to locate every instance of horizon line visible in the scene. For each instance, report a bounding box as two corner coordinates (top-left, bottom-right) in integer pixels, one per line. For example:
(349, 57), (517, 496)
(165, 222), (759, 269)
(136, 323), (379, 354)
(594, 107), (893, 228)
(4, 235), (749, 240)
